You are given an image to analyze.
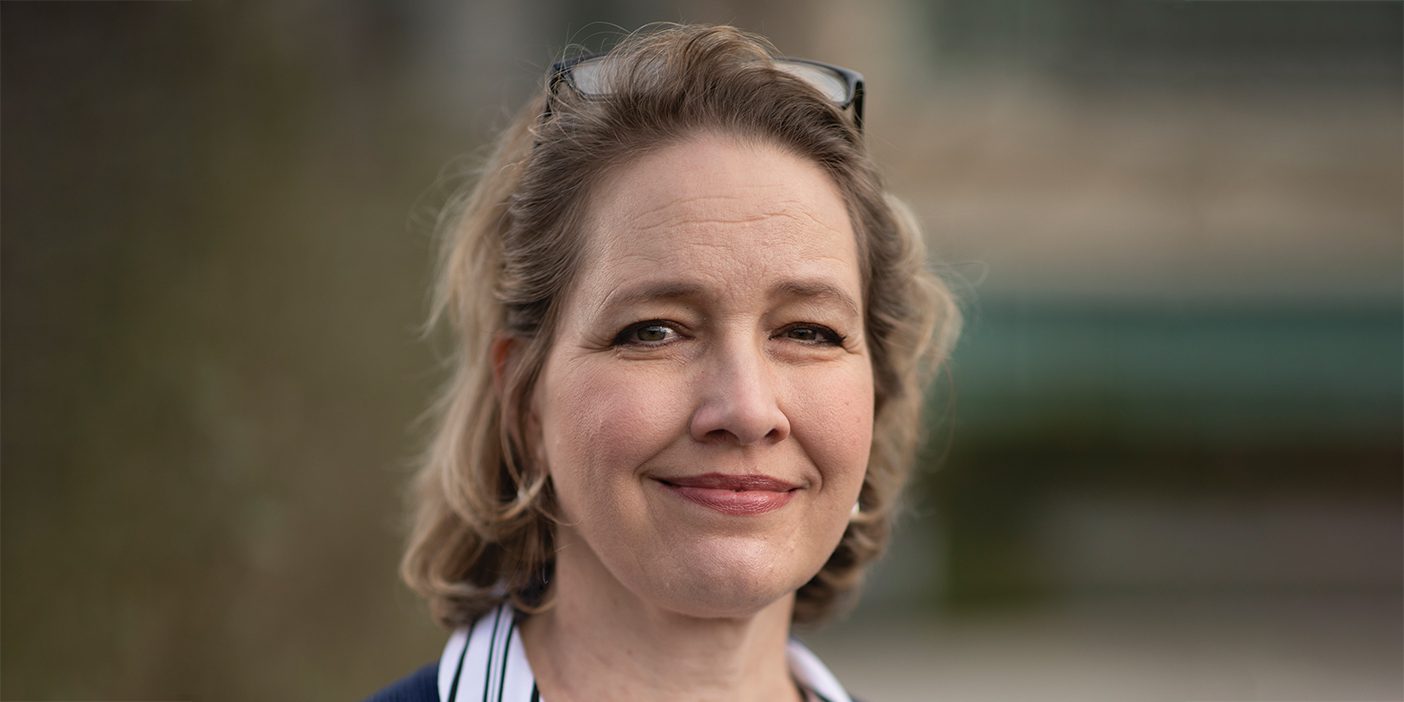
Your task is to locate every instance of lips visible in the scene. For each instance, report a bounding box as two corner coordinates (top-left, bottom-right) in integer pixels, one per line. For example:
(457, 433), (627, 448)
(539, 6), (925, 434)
(656, 472), (799, 516)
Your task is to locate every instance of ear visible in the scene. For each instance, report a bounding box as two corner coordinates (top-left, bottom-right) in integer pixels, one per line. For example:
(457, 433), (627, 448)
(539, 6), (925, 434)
(492, 333), (548, 470)
(490, 332), (517, 401)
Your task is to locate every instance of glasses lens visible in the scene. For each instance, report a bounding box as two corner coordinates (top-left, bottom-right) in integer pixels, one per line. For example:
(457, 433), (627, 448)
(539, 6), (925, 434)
(559, 56), (853, 108)
(566, 56), (613, 96)
(772, 61), (850, 105)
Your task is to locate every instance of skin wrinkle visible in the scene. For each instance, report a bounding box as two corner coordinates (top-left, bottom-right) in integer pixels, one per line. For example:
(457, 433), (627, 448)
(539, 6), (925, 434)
(627, 193), (746, 231)
(580, 277), (864, 350)
(578, 209), (859, 329)
(631, 204), (842, 234)
(581, 269), (850, 329)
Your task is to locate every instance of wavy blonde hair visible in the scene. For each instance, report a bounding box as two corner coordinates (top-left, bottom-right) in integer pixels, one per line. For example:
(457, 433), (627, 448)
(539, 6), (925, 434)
(402, 23), (962, 628)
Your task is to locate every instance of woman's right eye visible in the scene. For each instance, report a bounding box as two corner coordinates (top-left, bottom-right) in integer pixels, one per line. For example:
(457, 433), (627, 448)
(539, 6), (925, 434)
(612, 321), (679, 347)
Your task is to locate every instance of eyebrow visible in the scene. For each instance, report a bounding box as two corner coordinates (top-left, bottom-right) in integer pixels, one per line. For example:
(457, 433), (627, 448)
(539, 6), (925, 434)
(771, 280), (862, 319)
(596, 278), (861, 319)
(595, 281), (708, 316)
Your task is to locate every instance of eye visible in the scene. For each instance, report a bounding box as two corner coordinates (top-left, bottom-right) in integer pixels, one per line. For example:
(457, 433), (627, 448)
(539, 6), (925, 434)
(612, 321), (681, 347)
(777, 323), (845, 346)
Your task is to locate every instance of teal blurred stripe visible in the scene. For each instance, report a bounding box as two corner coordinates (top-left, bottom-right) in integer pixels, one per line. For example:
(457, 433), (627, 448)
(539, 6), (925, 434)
(949, 296), (1402, 442)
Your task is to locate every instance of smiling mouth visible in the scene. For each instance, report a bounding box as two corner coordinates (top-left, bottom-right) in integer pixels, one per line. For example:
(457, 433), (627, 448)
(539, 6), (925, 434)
(655, 473), (800, 515)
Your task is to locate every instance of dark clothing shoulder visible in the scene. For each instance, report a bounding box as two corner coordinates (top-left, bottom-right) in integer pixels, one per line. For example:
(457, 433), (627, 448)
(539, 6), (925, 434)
(363, 661), (438, 702)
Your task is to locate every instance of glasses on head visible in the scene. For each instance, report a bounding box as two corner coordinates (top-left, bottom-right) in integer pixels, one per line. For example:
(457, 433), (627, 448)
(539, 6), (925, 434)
(544, 54), (866, 133)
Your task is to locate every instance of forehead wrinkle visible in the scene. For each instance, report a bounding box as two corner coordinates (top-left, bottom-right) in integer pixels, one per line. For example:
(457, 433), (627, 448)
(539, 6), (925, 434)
(621, 193), (845, 240)
(578, 218), (860, 320)
(626, 194), (746, 233)
(764, 197), (847, 237)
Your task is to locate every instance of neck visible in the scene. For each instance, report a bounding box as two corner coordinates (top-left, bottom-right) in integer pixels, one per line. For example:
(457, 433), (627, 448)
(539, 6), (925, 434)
(519, 528), (803, 702)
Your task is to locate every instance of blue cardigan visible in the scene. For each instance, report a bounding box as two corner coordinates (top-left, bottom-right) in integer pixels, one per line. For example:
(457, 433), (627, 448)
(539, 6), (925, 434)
(363, 659), (861, 702)
(363, 661), (439, 702)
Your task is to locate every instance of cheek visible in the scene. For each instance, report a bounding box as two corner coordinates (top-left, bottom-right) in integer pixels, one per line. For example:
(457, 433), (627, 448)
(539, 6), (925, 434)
(537, 362), (689, 486)
(791, 363), (875, 490)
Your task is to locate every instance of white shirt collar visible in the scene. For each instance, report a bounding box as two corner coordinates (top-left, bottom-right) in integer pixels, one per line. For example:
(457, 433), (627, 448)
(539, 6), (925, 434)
(436, 603), (853, 702)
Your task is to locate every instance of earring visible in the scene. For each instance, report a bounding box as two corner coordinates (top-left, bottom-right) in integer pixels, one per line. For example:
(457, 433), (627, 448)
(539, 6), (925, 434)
(849, 501), (861, 520)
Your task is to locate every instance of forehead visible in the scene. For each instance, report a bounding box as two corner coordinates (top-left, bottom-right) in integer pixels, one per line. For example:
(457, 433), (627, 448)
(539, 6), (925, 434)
(575, 132), (861, 295)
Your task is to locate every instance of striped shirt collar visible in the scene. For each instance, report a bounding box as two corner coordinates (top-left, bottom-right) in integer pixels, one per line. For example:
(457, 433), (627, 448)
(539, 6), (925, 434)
(436, 603), (853, 702)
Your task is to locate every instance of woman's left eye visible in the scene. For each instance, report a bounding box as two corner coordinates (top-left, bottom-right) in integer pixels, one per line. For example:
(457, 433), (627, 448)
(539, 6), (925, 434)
(777, 324), (845, 345)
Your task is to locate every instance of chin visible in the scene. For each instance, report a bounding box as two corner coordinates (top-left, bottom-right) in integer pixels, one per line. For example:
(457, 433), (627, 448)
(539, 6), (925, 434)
(650, 576), (795, 621)
(627, 541), (816, 620)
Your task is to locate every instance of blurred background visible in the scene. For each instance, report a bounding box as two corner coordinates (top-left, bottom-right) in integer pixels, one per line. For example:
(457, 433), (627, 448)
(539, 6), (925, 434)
(2, 1), (1399, 700)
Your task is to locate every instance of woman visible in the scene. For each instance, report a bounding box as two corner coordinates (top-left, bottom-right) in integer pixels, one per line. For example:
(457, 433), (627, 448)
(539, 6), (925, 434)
(368, 23), (961, 702)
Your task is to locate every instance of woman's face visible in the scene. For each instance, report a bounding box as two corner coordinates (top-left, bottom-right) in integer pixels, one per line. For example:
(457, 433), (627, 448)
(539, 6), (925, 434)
(531, 132), (874, 619)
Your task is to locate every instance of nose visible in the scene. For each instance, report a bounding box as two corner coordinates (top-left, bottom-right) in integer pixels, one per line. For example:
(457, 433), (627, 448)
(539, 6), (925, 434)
(688, 337), (791, 445)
